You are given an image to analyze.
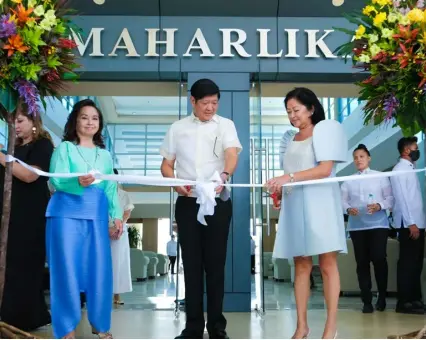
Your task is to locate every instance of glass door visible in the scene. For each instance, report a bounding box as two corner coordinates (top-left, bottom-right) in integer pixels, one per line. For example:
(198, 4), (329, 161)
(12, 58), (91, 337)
(250, 73), (269, 316)
(174, 71), (185, 318)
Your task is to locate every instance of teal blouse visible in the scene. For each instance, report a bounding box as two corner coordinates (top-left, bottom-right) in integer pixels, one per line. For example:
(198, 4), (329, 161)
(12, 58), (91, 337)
(49, 141), (123, 220)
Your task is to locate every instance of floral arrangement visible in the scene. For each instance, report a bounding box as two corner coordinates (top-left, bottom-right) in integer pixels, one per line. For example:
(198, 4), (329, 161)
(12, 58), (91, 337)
(335, 0), (426, 135)
(0, 0), (80, 115)
(0, 1), (81, 334)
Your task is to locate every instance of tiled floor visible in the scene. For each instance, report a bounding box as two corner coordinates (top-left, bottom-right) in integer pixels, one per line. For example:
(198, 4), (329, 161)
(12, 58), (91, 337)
(89, 272), (394, 312)
(33, 309), (425, 339)
(34, 273), (425, 339)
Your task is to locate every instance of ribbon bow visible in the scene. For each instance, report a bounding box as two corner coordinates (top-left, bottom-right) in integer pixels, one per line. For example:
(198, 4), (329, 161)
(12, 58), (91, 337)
(195, 171), (230, 225)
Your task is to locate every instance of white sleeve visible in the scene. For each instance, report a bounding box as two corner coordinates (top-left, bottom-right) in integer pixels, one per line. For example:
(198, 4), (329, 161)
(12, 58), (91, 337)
(222, 120), (242, 153)
(340, 182), (351, 212)
(391, 172), (415, 226)
(313, 120), (348, 163)
(160, 125), (176, 160)
(377, 177), (394, 211)
(122, 190), (135, 212)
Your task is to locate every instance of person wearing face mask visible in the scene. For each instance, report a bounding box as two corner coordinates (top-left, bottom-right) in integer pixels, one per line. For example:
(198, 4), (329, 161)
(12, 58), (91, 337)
(160, 79), (242, 339)
(46, 99), (123, 339)
(340, 144), (394, 313)
(390, 136), (425, 314)
(266, 87), (348, 339)
(0, 108), (53, 332)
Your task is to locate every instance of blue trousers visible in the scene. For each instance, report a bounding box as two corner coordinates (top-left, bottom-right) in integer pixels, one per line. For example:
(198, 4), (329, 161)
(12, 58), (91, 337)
(46, 189), (112, 338)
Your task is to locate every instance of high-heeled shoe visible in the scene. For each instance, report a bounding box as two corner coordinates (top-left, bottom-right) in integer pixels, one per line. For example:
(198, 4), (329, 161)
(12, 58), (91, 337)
(322, 330), (337, 339)
(292, 329), (310, 339)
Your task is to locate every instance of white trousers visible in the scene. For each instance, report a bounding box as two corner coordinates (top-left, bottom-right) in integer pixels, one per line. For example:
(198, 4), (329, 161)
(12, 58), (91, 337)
(110, 227), (132, 294)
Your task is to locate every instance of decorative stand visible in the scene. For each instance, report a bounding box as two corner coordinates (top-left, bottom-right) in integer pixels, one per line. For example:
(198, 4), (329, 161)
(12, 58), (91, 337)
(388, 326), (426, 339)
(0, 322), (39, 339)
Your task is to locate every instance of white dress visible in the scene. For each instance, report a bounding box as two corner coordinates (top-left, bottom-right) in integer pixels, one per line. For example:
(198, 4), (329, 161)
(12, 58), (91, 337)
(110, 187), (134, 294)
(273, 120), (348, 259)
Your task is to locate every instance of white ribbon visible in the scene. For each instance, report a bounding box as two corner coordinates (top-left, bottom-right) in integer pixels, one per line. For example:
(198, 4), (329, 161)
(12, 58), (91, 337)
(5, 155), (426, 225)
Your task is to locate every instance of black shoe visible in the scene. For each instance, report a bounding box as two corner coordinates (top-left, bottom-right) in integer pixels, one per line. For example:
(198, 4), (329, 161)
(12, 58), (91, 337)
(362, 303), (374, 313)
(375, 298), (386, 312)
(209, 330), (229, 339)
(396, 302), (424, 315)
(411, 301), (425, 314)
(175, 330), (204, 339)
(411, 301), (424, 309)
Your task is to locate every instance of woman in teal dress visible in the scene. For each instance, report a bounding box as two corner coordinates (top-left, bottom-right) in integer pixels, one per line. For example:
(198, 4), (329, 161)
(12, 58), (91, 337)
(46, 99), (123, 339)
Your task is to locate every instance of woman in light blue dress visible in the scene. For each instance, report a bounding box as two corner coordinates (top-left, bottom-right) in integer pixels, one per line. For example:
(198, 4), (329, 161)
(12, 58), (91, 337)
(266, 88), (348, 339)
(46, 99), (123, 339)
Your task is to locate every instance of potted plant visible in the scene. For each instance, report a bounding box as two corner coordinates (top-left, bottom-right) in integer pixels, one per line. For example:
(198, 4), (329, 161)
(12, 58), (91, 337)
(128, 225), (141, 249)
(0, 0), (81, 337)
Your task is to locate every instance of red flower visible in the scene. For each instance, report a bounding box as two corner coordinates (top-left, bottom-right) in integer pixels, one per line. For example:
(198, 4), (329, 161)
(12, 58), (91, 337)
(362, 77), (373, 84)
(270, 192), (280, 206)
(46, 70), (60, 82)
(58, 38), (77, 49)
(372, 51), (388, 63)
(392, 43), (413, 69)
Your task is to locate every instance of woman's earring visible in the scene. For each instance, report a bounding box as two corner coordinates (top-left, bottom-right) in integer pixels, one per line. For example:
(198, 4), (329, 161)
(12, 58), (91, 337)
(32, 127), (36, 134)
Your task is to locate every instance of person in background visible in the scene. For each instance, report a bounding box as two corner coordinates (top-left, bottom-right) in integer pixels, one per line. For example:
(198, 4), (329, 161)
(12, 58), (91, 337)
(267, 87), (347, 339)
(390, 136), (425, 315)
(160, 78), (242, 339)
(250, 236), (256, 274)
(110, 168), (134, 305)
(46, 99), (123, 339)
(341, 144), (394, 313)
(0, 108), (53, 331)
(167, 235), (178, 274)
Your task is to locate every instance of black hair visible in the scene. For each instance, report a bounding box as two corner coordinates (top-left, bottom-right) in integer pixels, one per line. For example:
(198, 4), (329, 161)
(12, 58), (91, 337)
(190, 78), (221, 101)
(63, 99), (105, 148)
(397, 136), (418, 154)
(354, 143), (370, 156)
(113, 168), (118, 175)
(284, 87), (325, 125)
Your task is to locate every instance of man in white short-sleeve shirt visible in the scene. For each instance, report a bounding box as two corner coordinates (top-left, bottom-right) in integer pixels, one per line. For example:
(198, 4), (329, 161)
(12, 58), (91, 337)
(160, 79), (242, 339)
(390, 136), (425, 314)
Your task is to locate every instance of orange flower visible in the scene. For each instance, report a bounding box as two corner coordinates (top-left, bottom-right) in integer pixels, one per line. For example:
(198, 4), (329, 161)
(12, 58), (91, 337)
(11, 4), (34, 26)
(393, 24), (419, 44)
(3, 35), (29, 57)
(392, 43), (414, 69)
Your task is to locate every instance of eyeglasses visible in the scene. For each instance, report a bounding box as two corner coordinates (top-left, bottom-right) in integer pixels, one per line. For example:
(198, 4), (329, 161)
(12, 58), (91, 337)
(213, 137), (218, 158)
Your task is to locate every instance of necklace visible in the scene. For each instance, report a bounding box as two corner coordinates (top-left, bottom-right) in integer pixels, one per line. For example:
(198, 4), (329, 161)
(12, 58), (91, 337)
(75, 144), (102, 184)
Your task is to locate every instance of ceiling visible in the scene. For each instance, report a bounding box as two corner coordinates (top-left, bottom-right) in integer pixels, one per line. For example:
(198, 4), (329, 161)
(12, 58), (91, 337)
(58, 82), (361, 176)
(71, 0), (363, 17)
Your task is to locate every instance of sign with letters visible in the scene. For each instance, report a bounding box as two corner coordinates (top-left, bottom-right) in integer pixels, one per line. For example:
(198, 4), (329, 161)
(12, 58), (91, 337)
(71, 27), (346, 60)
(69, 16), (355, 76)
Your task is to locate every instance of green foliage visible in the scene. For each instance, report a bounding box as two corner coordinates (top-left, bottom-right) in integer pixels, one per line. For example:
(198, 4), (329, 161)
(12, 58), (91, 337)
(334, 0), (426, 135)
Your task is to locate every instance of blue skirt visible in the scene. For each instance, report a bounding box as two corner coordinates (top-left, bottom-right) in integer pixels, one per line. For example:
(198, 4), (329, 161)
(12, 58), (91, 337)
(46, 187), (112, 339)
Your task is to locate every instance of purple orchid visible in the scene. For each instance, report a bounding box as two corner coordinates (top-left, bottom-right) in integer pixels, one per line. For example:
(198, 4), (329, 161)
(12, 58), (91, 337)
(0, 14), (17, 39)
(383, 95), (399, 120)
(416, 0), (425, 8)
(14, 80), (40, 115)
(399, 7), (411, 14)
